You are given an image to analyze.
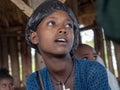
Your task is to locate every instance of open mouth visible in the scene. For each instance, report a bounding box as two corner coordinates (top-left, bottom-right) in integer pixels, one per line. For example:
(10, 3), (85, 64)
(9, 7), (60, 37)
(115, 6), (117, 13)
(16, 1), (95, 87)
(55, 38), (67, 42)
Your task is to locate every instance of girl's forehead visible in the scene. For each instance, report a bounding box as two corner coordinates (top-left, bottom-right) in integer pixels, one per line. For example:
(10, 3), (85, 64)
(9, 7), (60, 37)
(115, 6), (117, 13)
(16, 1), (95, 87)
(77, 45), (95, 53)
(0, 78), (13, 83)
(40, 10), (73, 24)
(46, 10), (71, 19)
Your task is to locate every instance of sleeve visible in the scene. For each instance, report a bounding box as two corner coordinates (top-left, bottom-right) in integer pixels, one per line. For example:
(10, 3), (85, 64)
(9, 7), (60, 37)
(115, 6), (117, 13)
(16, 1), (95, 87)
(87, 62), (111, 90)
(26, 73), (40, 90)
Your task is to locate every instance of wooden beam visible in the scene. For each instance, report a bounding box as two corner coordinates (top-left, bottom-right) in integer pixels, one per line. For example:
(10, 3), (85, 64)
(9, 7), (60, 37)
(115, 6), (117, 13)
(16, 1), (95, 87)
(27, 0), (66, 10)
(10, 0), (66, 17)
(0, 26), (23, 33)
(0, 33), (24, 37)
(79, 24), (94, 31)
(10, 0), (33, 17)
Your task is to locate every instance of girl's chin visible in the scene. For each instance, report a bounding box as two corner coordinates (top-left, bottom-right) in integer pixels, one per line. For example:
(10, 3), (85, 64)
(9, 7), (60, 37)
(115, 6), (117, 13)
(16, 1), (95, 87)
(53, 53), (70, 58)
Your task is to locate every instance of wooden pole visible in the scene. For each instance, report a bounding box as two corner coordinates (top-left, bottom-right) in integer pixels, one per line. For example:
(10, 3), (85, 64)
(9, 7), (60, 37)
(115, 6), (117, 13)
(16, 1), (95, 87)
(0, 37), (3, 68)
(1, 37), (9, 69)
(106, 40), (115, 74)
(9, 37), (20, 87)
(21, 38), (32, 86)
(113, 42), (120, 78)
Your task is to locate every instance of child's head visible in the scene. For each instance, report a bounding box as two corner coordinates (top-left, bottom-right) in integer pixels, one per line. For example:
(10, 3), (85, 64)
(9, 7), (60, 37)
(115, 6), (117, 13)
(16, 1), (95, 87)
(25, 0), (79, 56)
(75, 44), (97, 60)
(0, 68), (14, 90)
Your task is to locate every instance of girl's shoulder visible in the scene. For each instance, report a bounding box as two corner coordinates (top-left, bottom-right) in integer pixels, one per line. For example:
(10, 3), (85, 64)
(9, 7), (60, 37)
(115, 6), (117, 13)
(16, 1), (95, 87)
(26, 68), (48, 90)
(74, 58), (107, 74)
(26, 67), (47, 82)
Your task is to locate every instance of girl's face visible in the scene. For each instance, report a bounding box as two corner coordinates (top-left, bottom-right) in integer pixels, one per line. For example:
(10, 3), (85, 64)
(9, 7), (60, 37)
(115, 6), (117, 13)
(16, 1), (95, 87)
(76, 45), (97, 60)
(30, 10), (74, 57)
(0, 78), (14, 90)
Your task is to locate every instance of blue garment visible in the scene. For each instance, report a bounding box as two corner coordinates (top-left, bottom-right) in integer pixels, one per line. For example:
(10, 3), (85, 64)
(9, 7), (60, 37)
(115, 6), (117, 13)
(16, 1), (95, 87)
(26, 59), (111, 90)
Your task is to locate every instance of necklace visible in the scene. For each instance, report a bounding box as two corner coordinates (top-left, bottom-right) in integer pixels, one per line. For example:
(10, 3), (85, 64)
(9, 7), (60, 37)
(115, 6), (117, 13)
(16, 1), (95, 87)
(50, 61), (74, 90)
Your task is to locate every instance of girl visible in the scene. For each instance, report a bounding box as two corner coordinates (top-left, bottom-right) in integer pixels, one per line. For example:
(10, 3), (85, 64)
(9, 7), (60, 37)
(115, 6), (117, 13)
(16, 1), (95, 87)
(25, 0), (111, 90)
(75, 44), (120, 90)
(0, 68), (14, 90)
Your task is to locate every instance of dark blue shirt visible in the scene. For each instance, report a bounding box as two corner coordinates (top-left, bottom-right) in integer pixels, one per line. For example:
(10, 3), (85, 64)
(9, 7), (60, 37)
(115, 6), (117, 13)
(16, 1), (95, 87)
(26, 59), (111, 90)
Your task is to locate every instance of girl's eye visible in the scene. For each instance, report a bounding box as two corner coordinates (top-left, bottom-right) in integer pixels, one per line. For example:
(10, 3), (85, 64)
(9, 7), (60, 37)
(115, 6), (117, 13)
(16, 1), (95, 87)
(47, 21), (56, 26)
(65, 23), (73, 28)
(82, 57), (88, 60)
(2, 84), (6, 88)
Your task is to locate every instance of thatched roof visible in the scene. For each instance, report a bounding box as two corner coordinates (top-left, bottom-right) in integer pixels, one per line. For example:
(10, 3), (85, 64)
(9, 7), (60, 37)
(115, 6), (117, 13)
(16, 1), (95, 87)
(0, 0), (28, 36)
(0, 0), (96, 36)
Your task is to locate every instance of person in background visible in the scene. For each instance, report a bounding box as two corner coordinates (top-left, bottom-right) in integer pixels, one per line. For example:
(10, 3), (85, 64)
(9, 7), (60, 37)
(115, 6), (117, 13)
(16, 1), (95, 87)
(25, 0), (111, 90)
(0, 68), (14, 90)
(75, 44), (120, 90)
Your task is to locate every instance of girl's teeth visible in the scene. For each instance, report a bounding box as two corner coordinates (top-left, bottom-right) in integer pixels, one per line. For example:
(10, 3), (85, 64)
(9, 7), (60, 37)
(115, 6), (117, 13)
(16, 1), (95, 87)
(58, 39), (66, 41)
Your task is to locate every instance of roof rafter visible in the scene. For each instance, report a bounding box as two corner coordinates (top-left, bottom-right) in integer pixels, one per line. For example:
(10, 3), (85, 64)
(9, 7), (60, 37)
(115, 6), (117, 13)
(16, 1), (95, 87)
(10, 0), (33, 17)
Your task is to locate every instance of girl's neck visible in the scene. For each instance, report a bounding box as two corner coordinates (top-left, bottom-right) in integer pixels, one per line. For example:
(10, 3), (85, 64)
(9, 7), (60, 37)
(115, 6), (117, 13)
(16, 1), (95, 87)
(42, 53), (73, 72)
(41, 53), (74, 90)
(49, 59), (74, 90)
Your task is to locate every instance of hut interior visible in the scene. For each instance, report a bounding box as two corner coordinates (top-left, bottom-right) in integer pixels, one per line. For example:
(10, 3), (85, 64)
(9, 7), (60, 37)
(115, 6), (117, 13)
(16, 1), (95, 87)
(0, 0), (120, 89)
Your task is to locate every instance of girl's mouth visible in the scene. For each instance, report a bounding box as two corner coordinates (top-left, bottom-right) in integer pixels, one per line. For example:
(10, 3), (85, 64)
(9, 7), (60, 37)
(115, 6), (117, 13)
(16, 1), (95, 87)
(55, 38), (67, 42)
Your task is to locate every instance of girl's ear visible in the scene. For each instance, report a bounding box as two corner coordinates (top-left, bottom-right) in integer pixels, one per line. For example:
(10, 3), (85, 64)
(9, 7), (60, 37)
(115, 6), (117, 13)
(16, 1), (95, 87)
(29, 31), (39, 44)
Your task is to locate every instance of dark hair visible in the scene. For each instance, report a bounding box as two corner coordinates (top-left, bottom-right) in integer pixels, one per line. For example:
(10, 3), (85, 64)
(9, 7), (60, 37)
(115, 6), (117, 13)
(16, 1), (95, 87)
(25, 0), (79, 56)
(0, 68), (13, 80)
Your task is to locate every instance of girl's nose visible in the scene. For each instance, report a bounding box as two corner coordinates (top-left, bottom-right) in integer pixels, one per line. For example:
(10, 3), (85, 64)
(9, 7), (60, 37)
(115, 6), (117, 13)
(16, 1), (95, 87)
(59, 30), (67, 34)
